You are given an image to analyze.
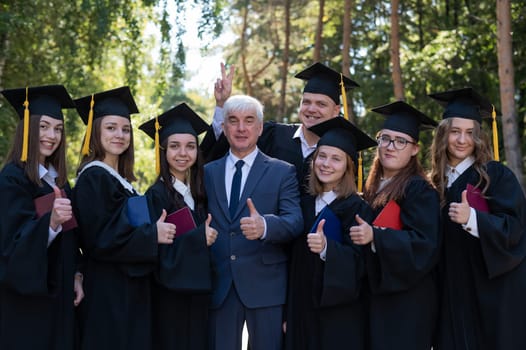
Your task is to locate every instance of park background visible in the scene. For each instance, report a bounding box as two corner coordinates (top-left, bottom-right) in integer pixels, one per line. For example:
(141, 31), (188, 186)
(0, 0), (524, 193)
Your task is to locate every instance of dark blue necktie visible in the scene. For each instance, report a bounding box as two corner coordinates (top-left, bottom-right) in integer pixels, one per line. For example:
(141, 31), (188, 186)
(229, 160), (244, 218)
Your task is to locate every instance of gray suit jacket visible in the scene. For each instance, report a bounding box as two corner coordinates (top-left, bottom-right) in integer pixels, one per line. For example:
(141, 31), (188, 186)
(204, 150), (303, 309)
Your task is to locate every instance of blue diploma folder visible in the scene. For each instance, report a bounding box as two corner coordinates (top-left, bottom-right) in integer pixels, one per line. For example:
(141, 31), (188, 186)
(126, 195), (151, 227)
(310, 206), (342, 242)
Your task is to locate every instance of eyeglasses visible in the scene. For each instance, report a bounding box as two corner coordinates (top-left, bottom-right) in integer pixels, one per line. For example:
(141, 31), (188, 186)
(376, 134), (416, 150)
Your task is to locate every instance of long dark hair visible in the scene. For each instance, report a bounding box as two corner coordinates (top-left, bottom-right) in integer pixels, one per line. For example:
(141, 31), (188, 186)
(6, 114), (68, 187)
(77, 116), (137, 181)
(157, 136), (207, 213)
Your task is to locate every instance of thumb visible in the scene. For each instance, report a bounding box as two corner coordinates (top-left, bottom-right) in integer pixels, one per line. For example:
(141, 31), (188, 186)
(316, 219), (326, 234)
(205, 213), (212, 227)
(355, 214), (366, 225)
(461, 190), (468, 204)
(246, 198), (259, 216)
(157, 209), (167, 223)
(53, 186), (62, 199)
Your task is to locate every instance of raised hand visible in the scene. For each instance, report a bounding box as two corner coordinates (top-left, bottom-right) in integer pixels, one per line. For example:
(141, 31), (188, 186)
(349, 214), (373, 245)
(307, 219), (326, 254)
(156, 209), (176, 244)
(50, 186), (72, 231)
(240, 198), (265, 240)
(449, 190), (471, 224)
(214, 62), (235, 107)
(205, 213), (218, 246)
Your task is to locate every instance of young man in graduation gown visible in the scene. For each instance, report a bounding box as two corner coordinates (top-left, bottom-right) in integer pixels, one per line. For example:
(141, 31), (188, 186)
(429, 88), (526, 350)
(201, 62), (359, 194)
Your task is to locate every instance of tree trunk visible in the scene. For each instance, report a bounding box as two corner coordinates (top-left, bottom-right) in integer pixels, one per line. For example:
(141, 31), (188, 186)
(279, 0), (291, 121)
(390, 0), (405, 100)
(0, 33), (9, 91)
(341, 0), (356, 123)
(313, 0), (325, 61)
(240, 0), (253, 96)
(496, 0), (524, 190)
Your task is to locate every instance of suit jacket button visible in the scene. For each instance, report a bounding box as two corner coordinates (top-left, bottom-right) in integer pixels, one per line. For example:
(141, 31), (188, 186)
(230, 232), (235, 236)
(230, 255), (236, 261)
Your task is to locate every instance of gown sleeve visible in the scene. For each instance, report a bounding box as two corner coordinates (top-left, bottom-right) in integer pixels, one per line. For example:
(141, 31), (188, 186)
(367, 177), (441, 293)
(0, 164), (54, 295)
(73, 167), (158, 267)
(320, 196), (374, 306)
(477, 161), (526, 278)
(146, 182), (212, 293)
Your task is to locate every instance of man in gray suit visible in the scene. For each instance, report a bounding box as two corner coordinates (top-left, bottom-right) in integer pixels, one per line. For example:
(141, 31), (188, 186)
(204, 94), (303, 350)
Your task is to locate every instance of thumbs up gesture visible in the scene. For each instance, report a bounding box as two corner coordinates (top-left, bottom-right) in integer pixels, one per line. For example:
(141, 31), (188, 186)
(349, 214), (373, 245)
(307, 219), (327, 254)
(448, 190), (471, 224)
(50, 186), (72, 231)
(205, 214), (218, 246)
(156, 209), (176, 244)
(240, 198), (265, 240)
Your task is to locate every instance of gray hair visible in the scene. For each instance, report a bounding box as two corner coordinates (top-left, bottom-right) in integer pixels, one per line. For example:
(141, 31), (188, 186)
(223, 94), (264, 121)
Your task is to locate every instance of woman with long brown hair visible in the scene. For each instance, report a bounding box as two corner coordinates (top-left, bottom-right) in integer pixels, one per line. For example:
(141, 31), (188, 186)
(429, 88), (526, 350)
(350, 101), (440, 350)
(0, 85), (83, 349)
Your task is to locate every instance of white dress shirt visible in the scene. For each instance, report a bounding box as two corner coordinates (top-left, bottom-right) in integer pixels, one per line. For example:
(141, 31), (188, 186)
(39, 164), (61, 247)
(446, 156), (479, 238)
(172, 177), (194, 210)
(293, 125), (318, 159)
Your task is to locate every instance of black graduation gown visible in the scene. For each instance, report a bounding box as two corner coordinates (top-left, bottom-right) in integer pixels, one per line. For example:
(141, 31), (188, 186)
(72, 166), (158, 350)
(365, 176), (440, 350)
(436, 161), (526, 350)
(201, 122), (312, 194)
(0, 162), (78, 350)
(285, 194), (374, 350)
(145, 180), (212, 350)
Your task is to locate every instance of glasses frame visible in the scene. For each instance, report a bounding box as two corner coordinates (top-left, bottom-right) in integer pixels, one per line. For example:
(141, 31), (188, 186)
(376, 134), (416, 150)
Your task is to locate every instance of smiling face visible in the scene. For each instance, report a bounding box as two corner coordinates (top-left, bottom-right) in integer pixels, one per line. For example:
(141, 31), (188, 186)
(377, 129), (419, 179)
(222, 108), (263, 159)
(99, 115), (131, 165)
(38, 115), (64, 164)
(298, 92), (341, 130)
(313, 145), (348, 192)
(446, 117), (475, 167)
(165, 133), (198, 182)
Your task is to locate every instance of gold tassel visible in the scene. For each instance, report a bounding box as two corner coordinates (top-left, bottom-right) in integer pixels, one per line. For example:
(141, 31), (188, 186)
(81, 94), (95, 156)
(155, 116), (161, 175)
(21, 87), (30, 162)
(340, 73), (349, 120)
(491, 105), (499, 161)
(357, 152), (363, 193)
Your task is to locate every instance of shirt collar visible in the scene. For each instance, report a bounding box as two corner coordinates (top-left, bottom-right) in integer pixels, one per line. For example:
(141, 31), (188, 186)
(293, 125), (317, 157)
(39, 163), (57, 180)
(447, 156), (475, 175)
(315, 191), (338, 214)
(227, 147), (259, 169)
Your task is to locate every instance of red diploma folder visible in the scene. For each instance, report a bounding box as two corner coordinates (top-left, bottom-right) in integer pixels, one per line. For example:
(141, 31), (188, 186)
(34, 190), (78, 231)
(165, 207), (197, 237)
(372, 200), (403, 230)
(466, 184), (489, 212)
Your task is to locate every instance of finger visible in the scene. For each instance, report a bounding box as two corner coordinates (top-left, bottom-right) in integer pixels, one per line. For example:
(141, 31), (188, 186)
(53, 186), (62, 199)
(246, 198), (259, 216)
(461, 190), (468, 204)
(157, 209), (167, 223)
(220, 62), (226, 78)
(316, 219), (325, 234)
(206, 213), (212, 227)
(355, 214), (366, 225)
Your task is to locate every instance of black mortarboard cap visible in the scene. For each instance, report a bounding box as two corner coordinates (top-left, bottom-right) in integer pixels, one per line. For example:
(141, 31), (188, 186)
(74, 86), (139, 124)
(308, 117), (376, 162)
(371, 101), (437, 141)
(295, 62), (359, 105)
(139, 102), (209, 143)
(1, 84), (75, 120)
(428, 87), (493, 123)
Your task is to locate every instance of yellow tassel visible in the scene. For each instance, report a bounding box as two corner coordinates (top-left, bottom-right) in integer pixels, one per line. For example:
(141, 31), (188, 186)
(155, 116), (161, 175)
(21, 87), (30, 162)
(81, 94), (95, 156)
(491, 105), (499, 161)
(340, 73), (349, 120)
(357, 152), (363, 193)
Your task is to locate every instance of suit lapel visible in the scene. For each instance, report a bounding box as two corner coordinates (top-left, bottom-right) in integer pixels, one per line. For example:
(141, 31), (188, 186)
(211, 156), (230, 220)
(234, 152), (269, 219)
